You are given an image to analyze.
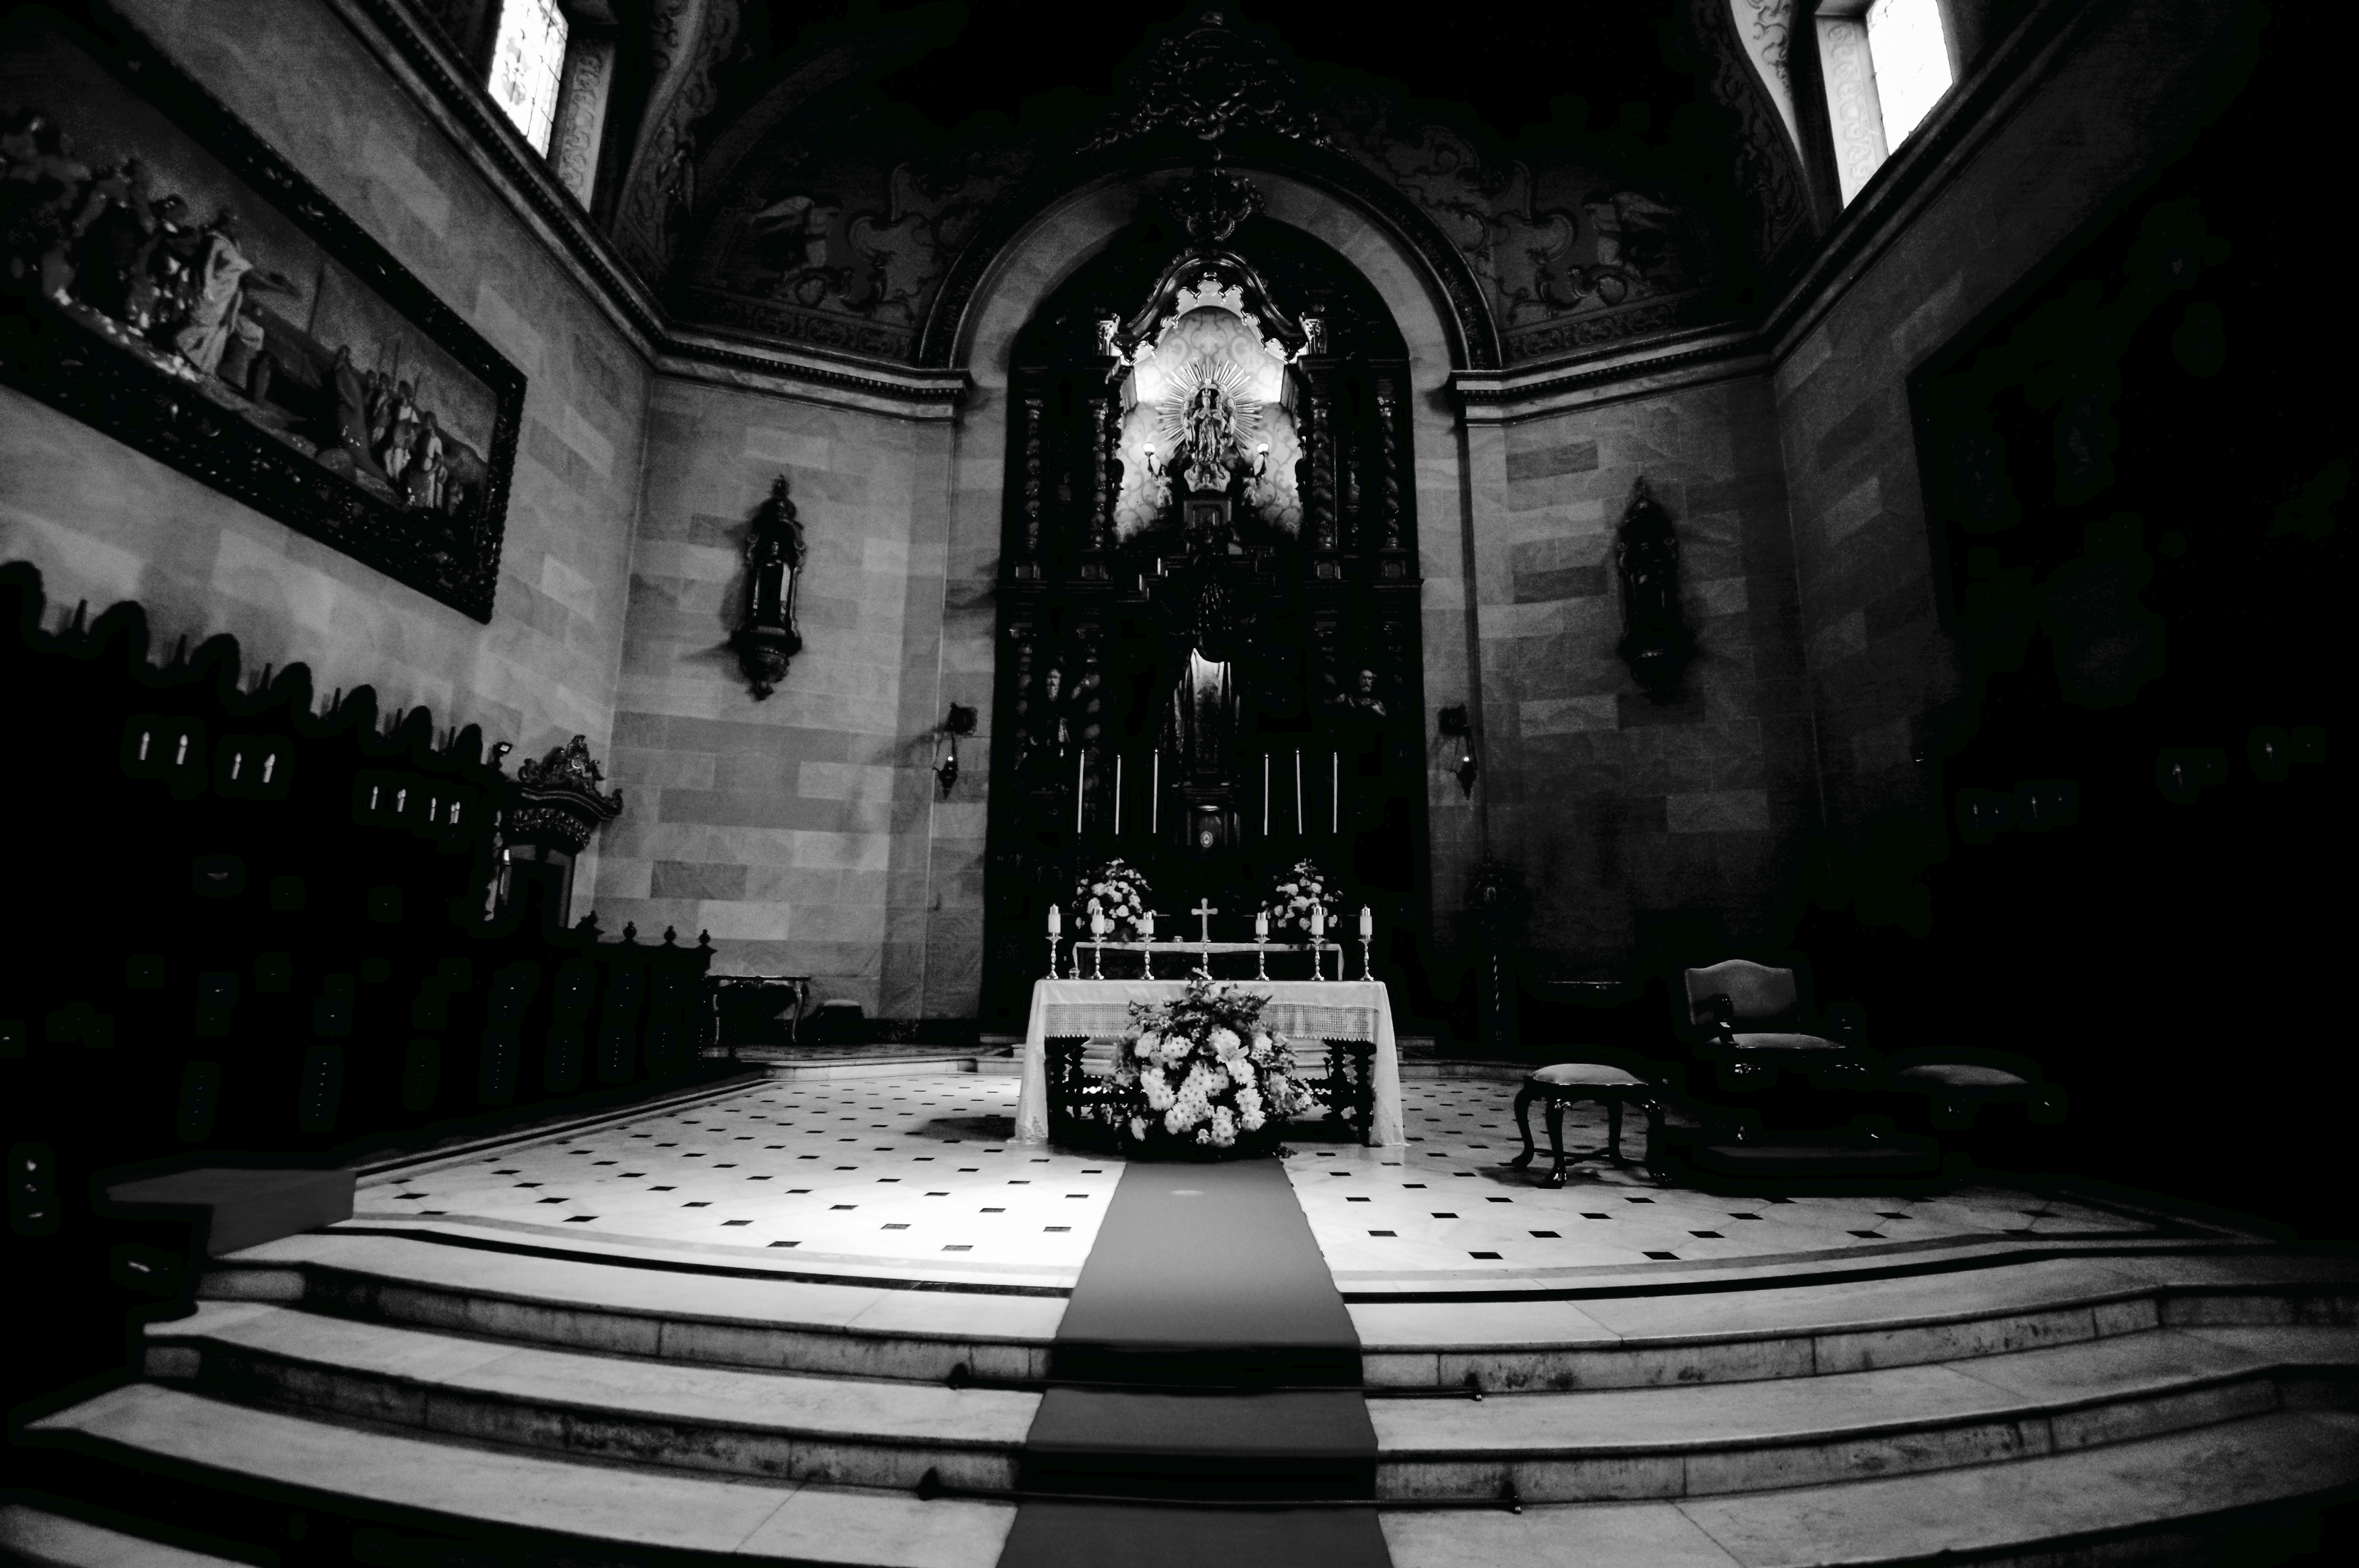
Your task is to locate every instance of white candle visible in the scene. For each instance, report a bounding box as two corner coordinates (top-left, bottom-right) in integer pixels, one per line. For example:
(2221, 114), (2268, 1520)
(1140, 911), (1154, 939)
(1331, 751), (1339, 834)
(1152, 751), (1160, 834)
(1359, 905), (1372, 939)
(1255, 910), (1269, 940)
(1310, 902), (1325, 939)
(1262, 753), (1270, 835)
(1294, 749), (1303, 834)
(1048, 904), (1061, 936)
(1115, 754), (1123, 836)
(1075, 747), (1086, 834)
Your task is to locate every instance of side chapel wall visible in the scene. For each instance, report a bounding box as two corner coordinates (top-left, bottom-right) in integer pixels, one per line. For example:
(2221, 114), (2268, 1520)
(0, 0), (654, 781)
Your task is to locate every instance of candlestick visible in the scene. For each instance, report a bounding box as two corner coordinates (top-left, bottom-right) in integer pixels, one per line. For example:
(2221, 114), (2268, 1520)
(1360, 935), (1374, 982)
(1047, 930), (1059, 978)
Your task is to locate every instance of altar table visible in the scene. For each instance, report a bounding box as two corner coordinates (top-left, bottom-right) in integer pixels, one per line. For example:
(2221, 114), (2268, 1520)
(1015, 978), (1405, 1147)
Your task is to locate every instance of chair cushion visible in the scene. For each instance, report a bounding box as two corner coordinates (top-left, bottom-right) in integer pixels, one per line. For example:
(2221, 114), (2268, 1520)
(1895, 1062), (2030, 1091)
(1730, 1031), (1843, 1053)
(1529, 1062), (1647, 1087)
(1685, 960), (1799, 1024)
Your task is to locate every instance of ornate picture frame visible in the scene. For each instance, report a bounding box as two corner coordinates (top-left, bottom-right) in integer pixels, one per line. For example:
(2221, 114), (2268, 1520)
(1, 6), (524, 623)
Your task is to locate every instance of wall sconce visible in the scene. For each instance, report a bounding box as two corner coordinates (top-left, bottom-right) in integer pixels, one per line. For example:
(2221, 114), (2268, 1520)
(936, 703), (978, 796)
(1142, 442), (1163, 478)
(1438, 704), (1477, 796)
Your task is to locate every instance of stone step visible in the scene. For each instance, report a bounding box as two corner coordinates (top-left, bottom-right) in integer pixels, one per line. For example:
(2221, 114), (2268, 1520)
(24, 1383), (1015, 1568)
(1379, 1409), (2359, 1568)
(1355, 1249), (2359, 1390)
(0, 1504), (246, 1568)
(144, 1301), (1037, 1492)
(1370, 1323), (2359, 1502)
(202, 1229), (1062, 1383)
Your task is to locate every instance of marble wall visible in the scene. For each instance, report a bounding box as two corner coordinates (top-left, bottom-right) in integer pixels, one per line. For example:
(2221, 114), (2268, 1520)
(1771, 0), (2263, 918)
(594, 378), (963, 1013)
(1463, 372), (1814, 975)
(0, 0), (652, 782)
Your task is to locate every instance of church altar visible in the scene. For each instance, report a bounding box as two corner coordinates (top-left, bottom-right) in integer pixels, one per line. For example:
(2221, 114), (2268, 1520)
(1015, 978), (1405, 1147)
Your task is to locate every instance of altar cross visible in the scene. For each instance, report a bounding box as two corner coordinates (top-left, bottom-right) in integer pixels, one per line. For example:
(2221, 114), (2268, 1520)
(1191, 899), (1219, 943)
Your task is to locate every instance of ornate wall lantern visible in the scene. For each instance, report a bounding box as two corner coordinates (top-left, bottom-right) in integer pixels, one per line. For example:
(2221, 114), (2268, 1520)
(1614, 476), (1693, 701)
(936, 703), (978, 795)
(732, 475), (805, 699)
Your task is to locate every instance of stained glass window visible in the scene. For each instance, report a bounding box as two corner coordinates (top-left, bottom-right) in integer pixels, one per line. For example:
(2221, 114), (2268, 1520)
(488, 0), (569, 156)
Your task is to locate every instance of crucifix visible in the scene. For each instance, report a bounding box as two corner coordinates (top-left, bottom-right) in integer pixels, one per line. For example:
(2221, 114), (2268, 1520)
(1191, 899), (1219, 943)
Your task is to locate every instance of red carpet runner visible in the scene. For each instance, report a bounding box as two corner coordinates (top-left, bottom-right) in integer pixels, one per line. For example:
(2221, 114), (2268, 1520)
(995, 1159), (1392, 1567)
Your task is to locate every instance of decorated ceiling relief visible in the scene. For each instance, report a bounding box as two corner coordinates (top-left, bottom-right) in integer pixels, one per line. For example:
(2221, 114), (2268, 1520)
(671, 10), (1755, 369)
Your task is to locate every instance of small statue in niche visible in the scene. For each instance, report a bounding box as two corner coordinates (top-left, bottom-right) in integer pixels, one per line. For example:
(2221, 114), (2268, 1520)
(732, 475), (806, 699)
(1018, 665), (1075, 781)
(1614, 475), (1693, 701)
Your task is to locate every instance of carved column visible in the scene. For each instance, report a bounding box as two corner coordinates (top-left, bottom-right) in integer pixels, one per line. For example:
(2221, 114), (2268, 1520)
(1301, 376), (1338, 571)
(1375, 377), (1405, 551)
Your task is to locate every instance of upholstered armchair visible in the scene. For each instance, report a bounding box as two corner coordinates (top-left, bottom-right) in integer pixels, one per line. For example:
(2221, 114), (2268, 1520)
(1682, 960), (1873, 1096)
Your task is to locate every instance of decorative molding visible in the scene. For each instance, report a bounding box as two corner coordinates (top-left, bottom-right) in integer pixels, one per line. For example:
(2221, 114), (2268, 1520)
(1820, 16), (1890, 206)
(1452, 326), (1768, 423)
(507, 735), (625, 853)
(612, 0), (742, 281)
(1691, 0), (1817, 278)
(1079, 9), (1338, 155)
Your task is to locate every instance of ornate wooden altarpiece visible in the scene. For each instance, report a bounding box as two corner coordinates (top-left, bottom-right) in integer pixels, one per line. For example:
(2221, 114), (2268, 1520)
(980, 193), (1430, 1025)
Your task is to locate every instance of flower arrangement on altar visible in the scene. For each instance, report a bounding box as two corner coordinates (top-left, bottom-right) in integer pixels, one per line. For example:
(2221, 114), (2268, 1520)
(1112, 975), (1315, 1153)
(1076, 859), (1153, 939)
(1260, 859), (1337, 941)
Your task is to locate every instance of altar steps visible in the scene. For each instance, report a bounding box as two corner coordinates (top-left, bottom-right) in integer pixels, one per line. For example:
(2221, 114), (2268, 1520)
(111, 1286), (2359, 1504)
(14, 1229), (2357, 1565)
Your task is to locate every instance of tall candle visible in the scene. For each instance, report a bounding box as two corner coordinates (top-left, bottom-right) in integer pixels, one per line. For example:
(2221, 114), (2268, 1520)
(1294, 749), (1304, 835)
(1075, 747), (1086, 834)
(1331, 751), (1339, 834)
(1114, 755), (1123, 836)
(1359, 905), (1372, 938)
(1152, 750), (1160, 834)
(1255, 909), (1269, 940)
(1262, 753), (1270, 835)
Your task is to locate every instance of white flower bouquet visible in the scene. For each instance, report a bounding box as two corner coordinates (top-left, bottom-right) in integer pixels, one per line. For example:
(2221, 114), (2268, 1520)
(1111, 974), (1314, 1153)
(1075, 858), (1154, 940)
(1260, 858), (1337, 941)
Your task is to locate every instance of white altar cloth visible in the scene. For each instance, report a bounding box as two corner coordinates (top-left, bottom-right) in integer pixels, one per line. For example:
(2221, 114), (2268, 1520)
(1015, 978), (1405, 1147)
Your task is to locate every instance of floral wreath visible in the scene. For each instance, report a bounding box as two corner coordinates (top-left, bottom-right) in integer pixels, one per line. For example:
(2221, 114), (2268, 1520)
(1112, 974), (1315, 1152)
(1075, 858), (1153, 939)
(1260, 859), (1337, 940)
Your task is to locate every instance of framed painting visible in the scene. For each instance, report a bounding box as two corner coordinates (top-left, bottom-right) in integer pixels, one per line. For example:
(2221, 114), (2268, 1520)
(0, 5), (523, 623)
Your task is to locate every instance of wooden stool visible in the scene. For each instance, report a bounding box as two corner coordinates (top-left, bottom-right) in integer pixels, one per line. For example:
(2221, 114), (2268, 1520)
(1509, 1063), (1663, 1186)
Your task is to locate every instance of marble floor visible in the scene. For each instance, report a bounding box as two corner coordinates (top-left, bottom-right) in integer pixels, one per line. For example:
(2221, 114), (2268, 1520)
(354, 1072), (2167, 1291)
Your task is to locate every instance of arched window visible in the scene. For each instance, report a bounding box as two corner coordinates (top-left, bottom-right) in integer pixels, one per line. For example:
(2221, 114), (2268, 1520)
(1816, 0), (1957, 204)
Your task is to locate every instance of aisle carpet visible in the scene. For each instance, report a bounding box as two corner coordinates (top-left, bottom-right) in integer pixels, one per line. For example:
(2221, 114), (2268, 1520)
(997, 1159), (1391, 1567)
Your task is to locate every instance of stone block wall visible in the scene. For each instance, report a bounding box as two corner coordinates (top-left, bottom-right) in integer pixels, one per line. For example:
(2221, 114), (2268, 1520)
(1466, 373), (1814, 975)
(593, 376), (961, 1014)
(0, 0), (652, 776)
(1772, 0), (2262, 907)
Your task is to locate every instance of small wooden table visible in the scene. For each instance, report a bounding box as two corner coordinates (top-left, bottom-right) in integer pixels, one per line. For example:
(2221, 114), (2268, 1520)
(1509, 1063), (1665, 1187)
